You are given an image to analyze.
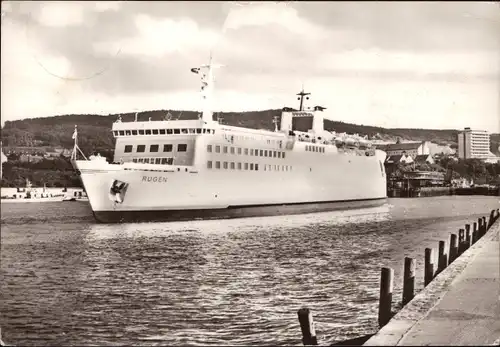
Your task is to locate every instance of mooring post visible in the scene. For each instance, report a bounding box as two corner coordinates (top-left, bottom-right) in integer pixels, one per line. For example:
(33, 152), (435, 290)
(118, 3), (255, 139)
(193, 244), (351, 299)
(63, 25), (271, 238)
(458, 228), (465, 255)
(478, 218), (483, 239)
(472, 222), (478, 244)
(465, 224), (471, 250)
(424, 248), (434, 286)
(402, 257), (415, 306)
(297, 308), (318, 346)
(378, 267), (394, 329)
(482, 216), (487, 234)
(437, 240), (447, 274)
(488, 210), (495, 230)
(449, 234), (458, 265)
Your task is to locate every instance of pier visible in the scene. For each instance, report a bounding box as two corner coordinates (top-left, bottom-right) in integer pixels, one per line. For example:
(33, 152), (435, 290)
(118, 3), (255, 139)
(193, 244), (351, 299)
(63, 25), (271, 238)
(297, 208), (500, 346)
(364, 210), (500, 346)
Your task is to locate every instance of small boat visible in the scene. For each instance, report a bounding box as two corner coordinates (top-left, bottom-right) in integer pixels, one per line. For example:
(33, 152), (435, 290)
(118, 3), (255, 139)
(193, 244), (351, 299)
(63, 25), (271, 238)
(63, 190), (89, 202)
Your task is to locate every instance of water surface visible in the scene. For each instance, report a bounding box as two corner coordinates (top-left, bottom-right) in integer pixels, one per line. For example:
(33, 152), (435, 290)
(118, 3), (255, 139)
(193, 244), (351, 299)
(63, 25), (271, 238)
(1, 196), (498, 346)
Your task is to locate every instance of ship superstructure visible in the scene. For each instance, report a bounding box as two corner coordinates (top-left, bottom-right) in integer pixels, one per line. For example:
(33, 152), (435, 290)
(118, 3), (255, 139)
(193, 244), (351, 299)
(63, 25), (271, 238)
(72, 58), (387, 223)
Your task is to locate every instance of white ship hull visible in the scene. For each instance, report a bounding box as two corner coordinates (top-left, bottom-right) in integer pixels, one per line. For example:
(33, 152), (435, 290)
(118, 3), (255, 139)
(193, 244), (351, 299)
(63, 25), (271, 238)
(74, 149), (387, 223)
(70, 60), (388, 223)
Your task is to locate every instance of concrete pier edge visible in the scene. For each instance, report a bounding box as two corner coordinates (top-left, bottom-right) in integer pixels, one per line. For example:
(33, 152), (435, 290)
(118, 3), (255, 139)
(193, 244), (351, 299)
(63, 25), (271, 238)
(364, 220), (500, 346)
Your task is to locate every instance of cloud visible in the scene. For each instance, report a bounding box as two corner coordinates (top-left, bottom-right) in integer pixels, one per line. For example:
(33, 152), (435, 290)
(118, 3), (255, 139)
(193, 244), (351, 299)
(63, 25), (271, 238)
(1, 1), (499, 133)
(94, 15), (220, 57)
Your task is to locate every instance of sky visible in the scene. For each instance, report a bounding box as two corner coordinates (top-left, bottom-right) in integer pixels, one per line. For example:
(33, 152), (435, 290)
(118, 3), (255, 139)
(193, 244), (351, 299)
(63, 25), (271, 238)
(1, 1), (499, 131)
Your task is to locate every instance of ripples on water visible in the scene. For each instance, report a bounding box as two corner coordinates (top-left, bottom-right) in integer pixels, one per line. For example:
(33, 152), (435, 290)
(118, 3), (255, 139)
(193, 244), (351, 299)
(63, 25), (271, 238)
(1, 196), (499, 346)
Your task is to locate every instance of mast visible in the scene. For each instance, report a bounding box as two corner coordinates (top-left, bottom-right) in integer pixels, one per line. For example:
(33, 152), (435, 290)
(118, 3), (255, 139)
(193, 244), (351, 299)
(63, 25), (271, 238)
(191, 53), (223, 123)
(297, 89), (311, 111)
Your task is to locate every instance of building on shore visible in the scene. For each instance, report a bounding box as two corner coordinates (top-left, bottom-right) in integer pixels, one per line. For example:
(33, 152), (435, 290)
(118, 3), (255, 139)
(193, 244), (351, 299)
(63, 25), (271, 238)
(376, 141), (431, 159)
(457, 127), (499, 162)
(1, 146), (7, 179)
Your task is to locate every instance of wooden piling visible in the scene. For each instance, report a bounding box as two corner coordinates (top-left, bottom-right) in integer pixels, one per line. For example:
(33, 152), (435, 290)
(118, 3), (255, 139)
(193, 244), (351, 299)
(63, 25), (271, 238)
(458, 228), (465, 255)
(424, 248), (434, 286)
(488, 210), (494, 229)
(472, 222), (478, 244)
(378, 267), (394, 329)
(437, 240), (447, 275)
(402, 257), (415, 306)
(478, 218), (483, 239)
(482, 216), (487, 234)
(449, 234), (458, 265)
(465, 224), (471, 250)
(298, 308), (318, 346)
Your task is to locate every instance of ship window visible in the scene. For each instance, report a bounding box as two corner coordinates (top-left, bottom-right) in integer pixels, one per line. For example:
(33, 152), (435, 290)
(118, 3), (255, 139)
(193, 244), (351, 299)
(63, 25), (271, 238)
(215, 161), (221, 169)
(273, 151), (277, 157)
(138, 158), (144, 163)
(189, 128), (195, 134)
(207, 145), (212, 152)
(163, 144), (173, 152)
(250, 163), (254, 170)
(132, 130), (138, 135)
(145, 130), (151, 135)
(282, 152), (286, 159)
(167, 129), (173, 134)
(223, 161), (228, 169)
(119, 131), (125, 136)
(155, 158), (161, 164)
(181, 129), (188, 134)
(178, 144), (187, 152)
(124, 145), (133, 153)
(174, 129), (180, 134)
(159, 129), (165, 135)
(223, 146), (228, 153)
(260, 149), (264, 156)
(138, 130), (144, 135)
(167, 158), (173, 164)
(215, 145), (221, 153)
(244, 148), (249, 155)
(244, 163), (249, 170)
(250, 149), (254, 155)
(113, 131), (118, 136)
(196, 128), (202, 134)
(255, 149), (259, 156)
(207, 161), (213, 169)
(264, 150), (268, 157)
(238, 147), (242, 155)
(144, 158), (150, 164)
(230, 162), (235, 169)
(264, 165), (267, 171)
(137, 145), (146, 153)
(230, 147), (235, 154)
(152, 129), (159, 135)
(255, 163), (259, 171)
(132, 158), (137, 163)
(237, 162), (242, 170)
(161, 158), (168, 164)
(150, 145), (159, 152)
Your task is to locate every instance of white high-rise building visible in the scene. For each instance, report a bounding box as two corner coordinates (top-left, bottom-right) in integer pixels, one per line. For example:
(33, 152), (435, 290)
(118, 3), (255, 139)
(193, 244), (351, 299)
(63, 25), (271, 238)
(457, 127), (490, 160)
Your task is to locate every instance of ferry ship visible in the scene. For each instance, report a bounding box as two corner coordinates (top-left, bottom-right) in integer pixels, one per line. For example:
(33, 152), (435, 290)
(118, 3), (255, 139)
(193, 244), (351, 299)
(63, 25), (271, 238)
(71, 59), (387, 223)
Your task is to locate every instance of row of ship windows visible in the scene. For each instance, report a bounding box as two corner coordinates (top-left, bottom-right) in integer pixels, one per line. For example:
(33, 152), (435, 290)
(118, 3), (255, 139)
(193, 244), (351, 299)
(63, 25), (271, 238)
(132, 157), (174, 164)
(114, 128), (215, 136)
(305, 145), (325, 153)
(207, 145), (286, 159)
(124, 144), (187, 153)
(207, 161), (293, 171)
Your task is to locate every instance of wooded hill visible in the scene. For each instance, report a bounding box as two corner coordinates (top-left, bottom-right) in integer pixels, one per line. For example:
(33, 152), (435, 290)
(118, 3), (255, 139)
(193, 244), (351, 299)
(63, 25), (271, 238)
(4, 109), (496, 155)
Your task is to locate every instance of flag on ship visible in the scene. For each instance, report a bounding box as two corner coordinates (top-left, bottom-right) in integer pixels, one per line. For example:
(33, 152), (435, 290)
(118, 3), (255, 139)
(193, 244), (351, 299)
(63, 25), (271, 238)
(72, 126), (78, 140)
(191, 67), (200, 74)
(1, 150), (6, 164)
